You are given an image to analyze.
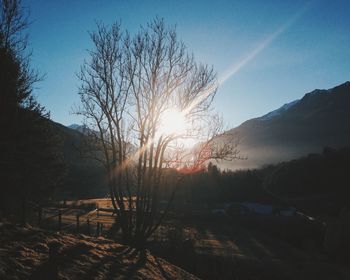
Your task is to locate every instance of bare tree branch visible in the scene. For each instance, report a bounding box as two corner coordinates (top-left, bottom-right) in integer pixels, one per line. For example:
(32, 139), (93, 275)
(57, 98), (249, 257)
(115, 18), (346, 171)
(76, 18), (240, 248)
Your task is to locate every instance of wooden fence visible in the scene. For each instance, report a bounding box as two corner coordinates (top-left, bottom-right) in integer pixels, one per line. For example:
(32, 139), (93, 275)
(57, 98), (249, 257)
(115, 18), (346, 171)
(35, 205), (116, 237)
(31, 202), (183, 242)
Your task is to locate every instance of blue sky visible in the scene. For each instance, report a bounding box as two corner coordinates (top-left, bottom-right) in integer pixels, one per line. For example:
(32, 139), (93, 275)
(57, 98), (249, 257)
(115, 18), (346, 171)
(23, 0), (350, 127)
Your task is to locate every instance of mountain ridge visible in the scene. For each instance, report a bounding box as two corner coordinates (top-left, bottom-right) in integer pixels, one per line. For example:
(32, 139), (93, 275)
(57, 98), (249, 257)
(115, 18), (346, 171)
(223, 81), (350, 170)
(60, 81), (350, 179)
(50, 121), (108, 199)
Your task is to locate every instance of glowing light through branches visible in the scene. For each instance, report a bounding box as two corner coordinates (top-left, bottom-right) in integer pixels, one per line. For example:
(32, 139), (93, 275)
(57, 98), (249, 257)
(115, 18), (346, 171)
(158, 108), (187, 137)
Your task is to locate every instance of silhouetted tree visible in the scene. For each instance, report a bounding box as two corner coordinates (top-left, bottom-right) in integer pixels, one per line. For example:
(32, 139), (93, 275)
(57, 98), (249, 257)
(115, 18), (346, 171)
(263, 147), (350, 213)
(0, 0), (64, 222)
(77, 19), (239, 247)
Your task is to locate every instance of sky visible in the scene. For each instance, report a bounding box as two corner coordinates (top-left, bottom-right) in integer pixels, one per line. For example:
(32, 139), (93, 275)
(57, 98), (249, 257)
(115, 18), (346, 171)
(22, 0), (350, 128)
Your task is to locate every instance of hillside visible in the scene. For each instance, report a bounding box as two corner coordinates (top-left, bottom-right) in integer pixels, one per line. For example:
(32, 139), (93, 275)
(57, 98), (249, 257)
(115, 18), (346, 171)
(0, 223), (198, 280)
(52, 81), (350, 195)
(52, 122), (108, 199)
(224, 81), (350, 169)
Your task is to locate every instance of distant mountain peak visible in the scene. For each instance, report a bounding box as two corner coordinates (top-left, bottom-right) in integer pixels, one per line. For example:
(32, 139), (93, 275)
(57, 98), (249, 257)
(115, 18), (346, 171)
(223, 81), (350, 170)
(329, 81), (350, 93)
(306, 89), (330, 96)
(68, 124), (81, 130)
(258, 81), (350, 122)
(259, 99), (300, 121)
(67, 124), (89, 134)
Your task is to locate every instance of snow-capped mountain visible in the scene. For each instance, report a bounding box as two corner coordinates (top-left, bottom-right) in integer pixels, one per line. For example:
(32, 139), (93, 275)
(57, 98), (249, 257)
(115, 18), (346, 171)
(223, 81), (350, 170)
(67, 124), (91, 134)
(259, 99), (300, 121)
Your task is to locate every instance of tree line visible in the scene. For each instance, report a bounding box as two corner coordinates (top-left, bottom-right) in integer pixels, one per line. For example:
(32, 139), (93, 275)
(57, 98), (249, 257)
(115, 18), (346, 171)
(171, 147), (350, 219)
(0, 0), (64, 223)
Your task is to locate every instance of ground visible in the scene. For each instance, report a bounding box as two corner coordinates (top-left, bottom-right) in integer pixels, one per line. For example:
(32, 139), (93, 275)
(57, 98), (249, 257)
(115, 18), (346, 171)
(0, 223), (198, 280)
(151, 217), (350, 280)
(13, 198), (350, 279)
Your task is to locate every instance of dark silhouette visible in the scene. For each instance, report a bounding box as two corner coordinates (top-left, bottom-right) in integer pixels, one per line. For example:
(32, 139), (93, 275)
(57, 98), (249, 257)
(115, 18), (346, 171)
(0, 0), (64, 223)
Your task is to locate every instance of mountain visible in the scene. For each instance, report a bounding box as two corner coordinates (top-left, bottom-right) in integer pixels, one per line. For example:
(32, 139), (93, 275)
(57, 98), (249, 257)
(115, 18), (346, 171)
(52, 81), (350, 196)
(258, 99), (300, 121)
(68, 123), (91, 134)
(224, 81), (350, 170)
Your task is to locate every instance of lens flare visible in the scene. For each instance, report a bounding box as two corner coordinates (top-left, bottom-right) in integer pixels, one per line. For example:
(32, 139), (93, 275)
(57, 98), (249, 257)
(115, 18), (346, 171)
(158, 108), (186, 136)
(219, 2), (312, 85)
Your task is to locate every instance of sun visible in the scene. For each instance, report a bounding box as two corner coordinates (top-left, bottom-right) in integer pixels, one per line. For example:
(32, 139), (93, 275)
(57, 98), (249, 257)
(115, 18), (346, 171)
(158, 108), (186, 137)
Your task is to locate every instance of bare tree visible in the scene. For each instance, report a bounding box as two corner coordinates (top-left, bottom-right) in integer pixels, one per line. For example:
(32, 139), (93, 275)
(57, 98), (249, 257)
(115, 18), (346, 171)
(77, 18), (239, 248)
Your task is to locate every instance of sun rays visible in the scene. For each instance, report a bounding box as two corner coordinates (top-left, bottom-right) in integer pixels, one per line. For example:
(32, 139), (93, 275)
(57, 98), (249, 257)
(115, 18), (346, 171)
(218, 1), (313, 85)
(182, 1), (313, 122)
(109, 1), (313, 176)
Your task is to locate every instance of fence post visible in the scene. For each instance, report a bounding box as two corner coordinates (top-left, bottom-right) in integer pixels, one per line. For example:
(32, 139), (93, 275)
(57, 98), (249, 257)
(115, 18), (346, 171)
(87, 218), (90, 235)
(38, 206), (42, 226)
(96, 222), (100, 236)
(76, 214), (80, 233)
(100, 223), (103, 236)
(58, 209), (62, 231)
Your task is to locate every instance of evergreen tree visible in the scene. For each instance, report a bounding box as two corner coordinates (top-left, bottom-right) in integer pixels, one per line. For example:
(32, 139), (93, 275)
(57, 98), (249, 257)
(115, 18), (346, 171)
(0, 0), (64, 222)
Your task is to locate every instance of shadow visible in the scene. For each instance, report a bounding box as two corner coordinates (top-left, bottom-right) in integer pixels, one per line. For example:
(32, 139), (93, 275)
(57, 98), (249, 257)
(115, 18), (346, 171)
(29, 241), (62, 280)
(119, 249), (147, 279)
(81, 246), (132, 279)
(194, 216), (300, 260)
(155, 258), (172, 280)
(29, 260), (58, 280)
(60, 242), (91, 258)
(78, 247), (147, 279)
(82, 254), (122, 280)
